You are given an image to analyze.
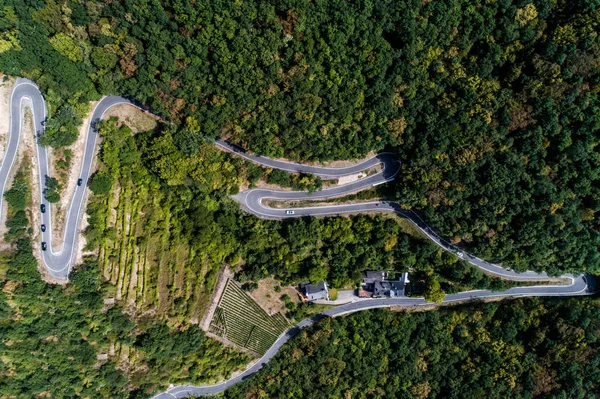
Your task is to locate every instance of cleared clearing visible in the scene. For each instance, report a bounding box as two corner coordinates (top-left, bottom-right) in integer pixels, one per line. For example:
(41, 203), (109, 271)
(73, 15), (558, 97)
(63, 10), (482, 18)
(209, 279), (289, 355)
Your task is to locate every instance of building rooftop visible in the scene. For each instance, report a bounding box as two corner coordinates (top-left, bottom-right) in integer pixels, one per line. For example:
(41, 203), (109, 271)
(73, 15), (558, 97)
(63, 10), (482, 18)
(363, 271), (387, 284)
(300, 281), (329, 301)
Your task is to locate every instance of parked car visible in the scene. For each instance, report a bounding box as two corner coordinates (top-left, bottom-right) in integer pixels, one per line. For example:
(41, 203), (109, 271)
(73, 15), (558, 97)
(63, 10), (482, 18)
(285, 210), (295, 215)
(41, 242), (47, 251)
(41, 224), (46, 232)
(77, 178), (83, 186)
(40, 204), (46, 213)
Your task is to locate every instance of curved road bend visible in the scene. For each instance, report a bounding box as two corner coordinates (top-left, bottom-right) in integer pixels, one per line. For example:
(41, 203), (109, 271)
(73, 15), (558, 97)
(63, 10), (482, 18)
(156, 130), (594, 399)
(152, 274), (592, 399)
(215, 139), (397, 179)
(3, 78), (133, 280)
(2, 79), (594, 399)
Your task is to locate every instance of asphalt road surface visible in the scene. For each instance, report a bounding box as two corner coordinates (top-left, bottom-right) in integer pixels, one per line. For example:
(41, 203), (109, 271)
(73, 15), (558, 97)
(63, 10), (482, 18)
(3, 78), (132, 279)
(2, 79), (594, 399)
(151, 275), (592, 399)
(151, 142), (594, 399)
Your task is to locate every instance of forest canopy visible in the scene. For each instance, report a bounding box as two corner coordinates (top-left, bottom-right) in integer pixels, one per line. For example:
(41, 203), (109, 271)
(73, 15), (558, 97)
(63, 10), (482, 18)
(219, 297), (600, 399)
(1, 0), (599, 273)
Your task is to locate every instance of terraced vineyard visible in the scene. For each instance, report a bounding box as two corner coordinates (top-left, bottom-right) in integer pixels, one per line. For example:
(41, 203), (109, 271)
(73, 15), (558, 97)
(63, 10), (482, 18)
(209, 279), (289, 354)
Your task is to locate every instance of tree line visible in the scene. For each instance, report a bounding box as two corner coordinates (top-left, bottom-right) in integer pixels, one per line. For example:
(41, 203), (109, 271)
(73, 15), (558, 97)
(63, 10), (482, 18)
(1, 0), (598, 274)
(218, 296), (600, 398)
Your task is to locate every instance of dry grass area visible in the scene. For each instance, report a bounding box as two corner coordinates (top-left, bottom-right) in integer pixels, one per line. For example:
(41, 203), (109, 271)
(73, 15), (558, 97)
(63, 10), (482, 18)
(253, 177), (339, 191)
(49, 101), (96, 251)
(0, 75), (13, 162)
(102, 104), (158, 133)
(262, 197), (382, 209)
(247, 277), (300, 317)
(271, 151), (378, 168)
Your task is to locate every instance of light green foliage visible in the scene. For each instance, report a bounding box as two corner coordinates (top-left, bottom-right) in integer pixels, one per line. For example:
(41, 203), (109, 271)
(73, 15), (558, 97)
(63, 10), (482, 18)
(91, 46), (118, 69)
(49, 33), (83, 62)
(424, 278), (445, 303)
(515, 4), (538, 26)
(221, 298), (600, 398)
(328, 287), (338, 301)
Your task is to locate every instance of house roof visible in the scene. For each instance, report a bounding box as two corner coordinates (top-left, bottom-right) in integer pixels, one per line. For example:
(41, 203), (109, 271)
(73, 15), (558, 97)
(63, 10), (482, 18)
(363, 271), (386, 284)
(302, 281), (327, 295)
(373, 281), (391, 296)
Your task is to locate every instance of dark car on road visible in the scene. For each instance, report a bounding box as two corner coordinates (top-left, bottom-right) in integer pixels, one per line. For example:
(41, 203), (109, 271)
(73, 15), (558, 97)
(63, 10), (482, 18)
(77, 178), (83, 186)
(40, 204), (46, 213)
(41, 224), (46, 232)
(41, 242), (47, 251)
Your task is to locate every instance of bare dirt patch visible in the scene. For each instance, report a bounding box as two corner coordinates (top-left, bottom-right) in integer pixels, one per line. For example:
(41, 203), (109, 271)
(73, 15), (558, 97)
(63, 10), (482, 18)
(200, 266), (234, 331)
(247, 277), (300, 317)
(19, 106), (63, 284)
(263, 196), (382, 209)
(102, 104), (158, 133)
(271, 151), (378, 168)
(252, 177), (338, 191)
(337, 172), (365, 185)
(50, 101), (96, 251)
(0, 75), (14, 162)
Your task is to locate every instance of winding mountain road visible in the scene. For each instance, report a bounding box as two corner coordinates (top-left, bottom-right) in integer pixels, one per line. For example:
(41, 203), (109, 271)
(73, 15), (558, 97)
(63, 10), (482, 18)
(1, 79), (594, 399)
(2, 78), (133, 279)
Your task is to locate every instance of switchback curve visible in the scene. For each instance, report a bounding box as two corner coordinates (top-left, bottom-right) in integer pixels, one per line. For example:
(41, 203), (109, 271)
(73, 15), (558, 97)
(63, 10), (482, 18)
(3, 78), (134, 279)
(1, 79), (593, 399)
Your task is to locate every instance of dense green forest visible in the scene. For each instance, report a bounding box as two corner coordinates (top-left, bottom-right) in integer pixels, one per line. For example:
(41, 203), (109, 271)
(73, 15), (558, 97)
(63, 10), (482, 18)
(0, 163), (249, 398)
(2, 1), (600, 397)
(83, 117), (523, 321)
(1, 0), (598, 274)
(237, 213), (523, 296)
(220, 296), (600, 399)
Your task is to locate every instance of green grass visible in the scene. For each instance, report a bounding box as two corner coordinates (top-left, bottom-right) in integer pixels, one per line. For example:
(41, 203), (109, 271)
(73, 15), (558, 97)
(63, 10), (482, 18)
(209, 279), (289, 354)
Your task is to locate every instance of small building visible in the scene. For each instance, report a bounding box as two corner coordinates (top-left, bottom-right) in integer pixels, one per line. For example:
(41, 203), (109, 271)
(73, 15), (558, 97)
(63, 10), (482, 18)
(389, 281), (404, 297)
(300, 281), (330, 301)
(400, 272), (410, 285)
(372, 281), (388, 297)
(362, 271), (409, 298)
(363, 271), (387, 284)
